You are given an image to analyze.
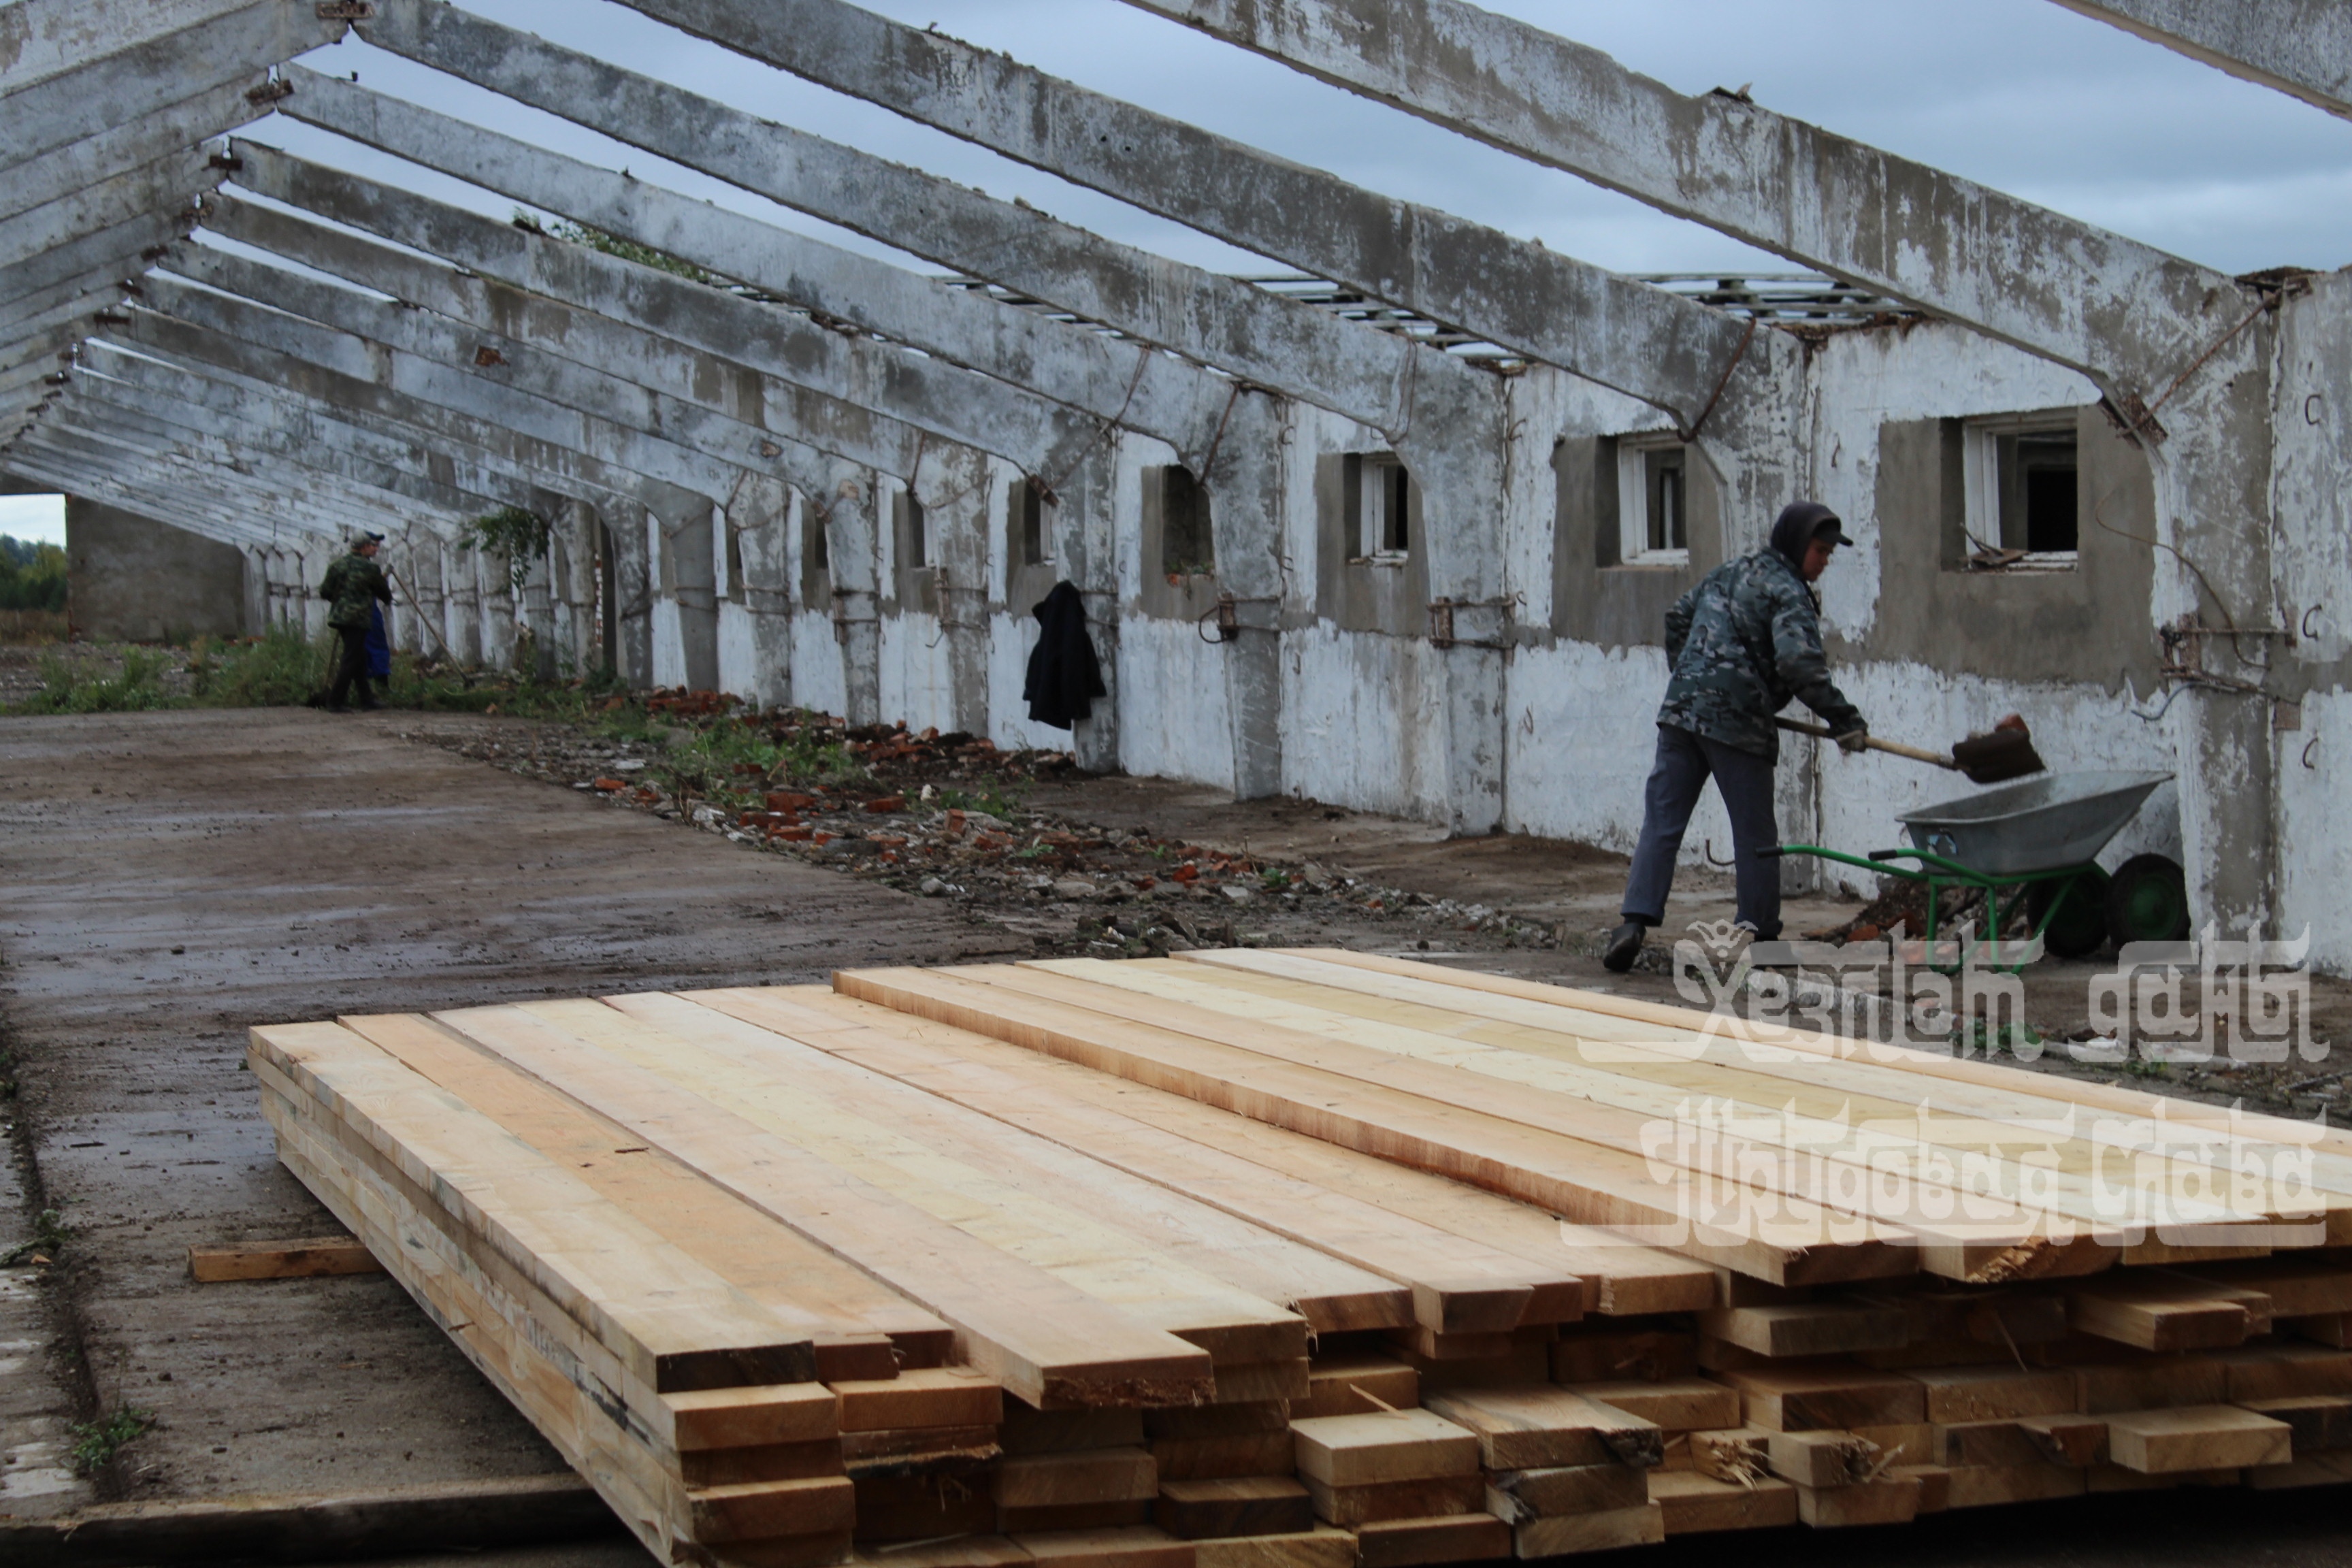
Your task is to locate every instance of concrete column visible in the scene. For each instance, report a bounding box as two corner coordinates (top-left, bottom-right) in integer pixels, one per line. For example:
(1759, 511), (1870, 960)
(724, 472), (793, 707)
(818, 461), (883, 728)
(923, 442), (996, 738)
(1204, 394), (1288, 800)
(1057, 442), (1122, 772)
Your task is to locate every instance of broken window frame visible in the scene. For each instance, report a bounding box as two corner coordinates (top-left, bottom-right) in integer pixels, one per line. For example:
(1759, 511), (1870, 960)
(1154, 463), (1215, 578)
(1961, 410), (2079, 572)
(1347, 452), (1413, 566)
(1614, 434), (1689, 567)
(894, 487), (930, 573)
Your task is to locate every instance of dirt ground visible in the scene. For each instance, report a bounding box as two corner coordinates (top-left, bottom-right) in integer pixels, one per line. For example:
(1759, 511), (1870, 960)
(3, 706), (2349, 1565)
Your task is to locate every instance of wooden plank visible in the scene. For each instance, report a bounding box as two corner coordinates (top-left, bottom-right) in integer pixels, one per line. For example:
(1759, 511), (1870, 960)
(1901, 1365), (2076, 1424)
(257, 1083), (721, 1563)
(852, 1475), (998, 1542)
(2213, 1342), (2352, 1402)
(685, 1475), (855, 1544)
(1765, 1429), (1878, 1488)
(602, 995), (1411, 1339)
(833, 966), (1912, 1288)
(1563, 1378), (1741, 1433)
(340, 1010), (945, 1369)
(1507, 1503), (1662, 1557)
(1004, 1407), (1147, 1456)
(2238, 1394), (2352, 1452)
(1549, 1329), (1695, 1384)
(2085, 1463), (2241, 1492)
(834, 1369), (1004, 1433)
(1293, 1356), (1418, 1420)
(1171, 951), (2316, 1257)
(1352, 1514), (1509, 1568)
(1260, 949), (2352, 1209)
(406, 1004), (1211, 1410)
(1709, 1366), (1927, 1433)
(1301, 1471), (1482, 1526)
(1943, 1464), (2087, 1509)
(2076, 1355), (2230, 1414)
(1696, 1302), (1908, 1358)
(668, 1385), (840, 1451)
(997, 1450), (1160, 1510)
(1010, 1525), (1194, 1568)
(1190, 1528), (1354, 1568)
(513, 998), (1307, 1368)
(839, 1428), (999, 1478)
(685, 989), (1570, 1335)
(722, 987), (1712, 1321)
(1793, 1475), (1919, 1527)
(1145, 1405), (1290, 1440)
(1422, 1386), (1663, 1469)
(2183, 1258), (2352, 1317)
(1138, 955), (2148, 1272)
(854, 1539), (1030, 1568)
(2106, 1405), (2292, 1473)
(1002, 959), (2007, 1276)
(1644, 1470), (1797, 1534)
(1482, 1463), (1646, 1520)
(2068, 1274), (2257, 1351)
(187, 1235), (382, 1282)
(1149, 1433), (1295, 1482)
(1153, 1478), (1314, 1540)
(1288, 1411), (1479, 1487)
(1007, 1504), (1156, 1536)
(254, 1022), (819, 1397)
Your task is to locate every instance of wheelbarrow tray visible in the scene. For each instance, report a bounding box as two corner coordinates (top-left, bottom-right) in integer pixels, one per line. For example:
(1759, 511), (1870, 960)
(1898, 770), (2171, 877)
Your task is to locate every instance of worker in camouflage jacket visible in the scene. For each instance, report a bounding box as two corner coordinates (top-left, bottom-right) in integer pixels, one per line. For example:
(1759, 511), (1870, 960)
(1604, 501), (1867, 972)
(318, 532), (393, 713)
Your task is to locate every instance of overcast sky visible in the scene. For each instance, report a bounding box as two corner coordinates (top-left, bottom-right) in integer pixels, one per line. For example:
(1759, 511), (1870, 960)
(18, 0), (2352, 542)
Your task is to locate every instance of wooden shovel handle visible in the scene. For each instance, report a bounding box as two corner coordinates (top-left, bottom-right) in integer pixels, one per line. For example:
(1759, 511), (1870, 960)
(1775, 717), (1958, 770)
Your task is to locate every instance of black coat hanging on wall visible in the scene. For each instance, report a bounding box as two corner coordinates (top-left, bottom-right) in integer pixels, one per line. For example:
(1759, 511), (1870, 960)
(1022, 580), (1107, 730)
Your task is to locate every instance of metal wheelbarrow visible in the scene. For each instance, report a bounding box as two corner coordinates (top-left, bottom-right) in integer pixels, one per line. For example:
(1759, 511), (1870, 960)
(1765, 771), (2186, 970)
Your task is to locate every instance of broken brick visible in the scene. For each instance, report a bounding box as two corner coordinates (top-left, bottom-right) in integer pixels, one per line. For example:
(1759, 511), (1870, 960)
(865, 796), (906, 814)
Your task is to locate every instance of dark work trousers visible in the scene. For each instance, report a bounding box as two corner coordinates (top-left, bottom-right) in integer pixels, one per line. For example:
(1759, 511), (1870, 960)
(327, 623), (376, 709)
(1620, 723), (1783, 938)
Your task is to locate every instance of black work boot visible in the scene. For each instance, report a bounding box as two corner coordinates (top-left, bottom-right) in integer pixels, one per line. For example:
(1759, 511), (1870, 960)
(1602, 921), (1647, 973)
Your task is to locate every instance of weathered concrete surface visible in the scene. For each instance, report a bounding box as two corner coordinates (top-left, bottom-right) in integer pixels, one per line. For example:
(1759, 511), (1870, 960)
(0, 708), (1017, 1507)
(65, 498), (245, 642)
(2054, 0), (2352, 120)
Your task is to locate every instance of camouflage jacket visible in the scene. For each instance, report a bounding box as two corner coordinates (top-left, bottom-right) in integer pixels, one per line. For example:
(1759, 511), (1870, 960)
(318, 551), (391, 630)
(1657, 546), (1863, 762)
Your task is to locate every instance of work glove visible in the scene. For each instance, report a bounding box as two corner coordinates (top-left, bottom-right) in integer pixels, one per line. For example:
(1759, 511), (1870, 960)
(1834, 724), (1869, 755)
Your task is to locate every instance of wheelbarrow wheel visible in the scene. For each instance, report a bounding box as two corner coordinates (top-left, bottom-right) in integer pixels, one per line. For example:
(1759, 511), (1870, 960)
(2106, 853), (2191, 943)
(2027, 867), (2111, 959)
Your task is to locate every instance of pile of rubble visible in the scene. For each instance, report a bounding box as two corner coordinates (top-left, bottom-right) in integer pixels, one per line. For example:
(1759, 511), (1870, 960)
(402, 696), (1561, 960)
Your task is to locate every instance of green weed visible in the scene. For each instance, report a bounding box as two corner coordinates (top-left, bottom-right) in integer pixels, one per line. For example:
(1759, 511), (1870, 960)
(69, 1407), (154, 1474)
(3, 1208), (71, 1266)
(186, 626), (334, 708)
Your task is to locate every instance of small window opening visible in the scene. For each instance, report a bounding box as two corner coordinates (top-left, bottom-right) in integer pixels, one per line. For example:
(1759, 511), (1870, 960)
(1016, 478), (1051, 568)
(1963, 413), (2078, 568)
(1344, 453), (1413, 562)
(808, 516), (829, 572)
(1614, 436), (1688, 565)
(723, 519), (744, 601)
(894, 490), (927, 570)
(1158, 466), (1213, 576)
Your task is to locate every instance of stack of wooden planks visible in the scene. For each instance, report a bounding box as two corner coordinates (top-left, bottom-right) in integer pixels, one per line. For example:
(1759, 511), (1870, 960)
(251, 947), (2352, 1567)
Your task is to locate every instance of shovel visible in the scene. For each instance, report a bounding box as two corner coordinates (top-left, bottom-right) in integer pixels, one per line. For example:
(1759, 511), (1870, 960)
(1776, 712), (2046, 785)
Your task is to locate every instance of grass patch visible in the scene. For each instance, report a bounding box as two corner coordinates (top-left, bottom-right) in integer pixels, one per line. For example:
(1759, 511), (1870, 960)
(186, 625), (336, 708)
(651, 715), (872, 811)
(0, 607), (67, 644)
(69, 1407), (154, 1474)
(936, 783), (1028, 821)
(3, 1207), (71, 1267)
(15, 647), (176, 714)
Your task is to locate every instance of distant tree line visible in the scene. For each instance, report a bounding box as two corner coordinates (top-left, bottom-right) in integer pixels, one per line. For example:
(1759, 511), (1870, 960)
(0, 534), (67, 611)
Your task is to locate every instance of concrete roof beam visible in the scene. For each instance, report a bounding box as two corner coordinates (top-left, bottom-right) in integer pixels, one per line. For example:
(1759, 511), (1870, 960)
(2053, 1), (2352, 122)
(341, 4), (1485, 434)
(613, 0), (1774, 423)
(0, 0), (342, 165)
(1119, 0), (2251, 396)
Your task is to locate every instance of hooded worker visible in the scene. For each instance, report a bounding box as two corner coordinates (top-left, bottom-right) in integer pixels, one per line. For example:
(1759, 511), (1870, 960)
(1603, 501), (1867, 973)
